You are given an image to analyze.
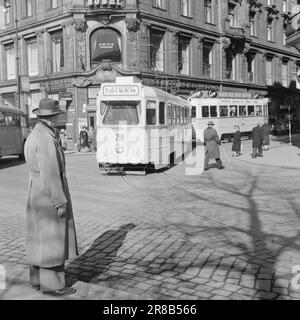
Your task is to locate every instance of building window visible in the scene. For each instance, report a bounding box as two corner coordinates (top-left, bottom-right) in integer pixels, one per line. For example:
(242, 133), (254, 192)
(5, 44), (15, 80)
(246, 53), (255, 83)
(178, 36), (190, 75)
(90, 28), (122, 66)
(153, 0), (166, 9)
(4, 0), (11, 24)
(150, 29), (164, 72)
(203, 42), (213, 77)
(26, 37), (38, 76)
(50, 0), (58, 9)
(50, 30), (64, 73)
(249, 13), (255, 36)
(283, 0), (287, 12)
(283, 25), (287, 45)
(266, 58), (272, 85)
(25, 0), (33, 17)
(282, 61), (288, 87)
(226, 50), (237, 80)
(267, 19), (273, 41)
(181, 0), (190, 17)
(204, 0), (213, 23)
(228, 3), (237, 27)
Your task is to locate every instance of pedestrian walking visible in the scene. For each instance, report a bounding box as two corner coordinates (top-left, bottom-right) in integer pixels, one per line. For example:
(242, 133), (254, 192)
(204, 121), (224, 171)
(24, 98), (78, 297)
(252, 122), (264, 158)
(232, 125), (242, 157)
(261, 119), (271, 151)
(79, 126), (89, 152)
(88, 126), (94, 151)
(59, 128), (67, 151)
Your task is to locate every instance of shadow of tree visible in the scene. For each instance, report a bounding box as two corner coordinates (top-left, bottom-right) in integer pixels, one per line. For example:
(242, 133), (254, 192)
(65, 223), (136, 287)
(156, 165), (300, 299)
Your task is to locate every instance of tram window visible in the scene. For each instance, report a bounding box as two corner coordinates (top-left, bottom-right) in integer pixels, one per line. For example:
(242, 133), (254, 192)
(264, 105), (268, 115)
(159, 102), (165, 125)
(102, 101), (139, 125)
(167, 104), (173, 125)
(239, 106), (247, 117)
(255, 106), (263, 116)
(219, 106), (228, 117)
(180, 107), (185, 124)
(0, 112), (6, 127)
(210, 106), (217, 118)
(202, 106), (209, 118)
(229, 106), (237, 117)
(248, 105), (254, 116)
(191, 106), (196, 118)
(175, 106), (180, 124)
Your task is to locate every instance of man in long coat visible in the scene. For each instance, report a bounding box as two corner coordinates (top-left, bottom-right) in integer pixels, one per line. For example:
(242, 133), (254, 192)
(252, 122), (264, 158)
(261, 119), (271, 150)
(24, 99), (78, 296)
(204, 121), (224, 171)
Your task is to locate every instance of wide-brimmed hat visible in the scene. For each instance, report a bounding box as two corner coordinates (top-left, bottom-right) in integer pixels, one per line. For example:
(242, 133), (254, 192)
(32, 98), (65, 116)
(207, 121), (215, 126)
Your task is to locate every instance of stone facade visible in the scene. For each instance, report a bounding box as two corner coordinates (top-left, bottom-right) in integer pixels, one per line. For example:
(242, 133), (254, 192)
(0, 0), (300, 149)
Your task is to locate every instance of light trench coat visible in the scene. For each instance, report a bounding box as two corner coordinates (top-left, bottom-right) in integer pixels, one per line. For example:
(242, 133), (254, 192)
(24, 122), (78, 268)
(204, 127), (221, 159)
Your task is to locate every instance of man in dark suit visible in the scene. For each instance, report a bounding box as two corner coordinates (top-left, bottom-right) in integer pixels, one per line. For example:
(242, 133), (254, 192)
(252, 122), (264, 158)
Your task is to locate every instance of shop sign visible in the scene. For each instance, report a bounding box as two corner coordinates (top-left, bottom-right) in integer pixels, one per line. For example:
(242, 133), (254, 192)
(103, 85), (139, 96)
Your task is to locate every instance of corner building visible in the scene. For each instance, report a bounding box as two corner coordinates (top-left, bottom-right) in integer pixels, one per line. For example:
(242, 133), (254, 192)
(0, 0), (300, 149)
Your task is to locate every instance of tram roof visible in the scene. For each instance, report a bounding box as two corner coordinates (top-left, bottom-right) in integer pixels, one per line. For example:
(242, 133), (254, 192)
(0, 105), (27, 116)
(142, 86), (190, 105)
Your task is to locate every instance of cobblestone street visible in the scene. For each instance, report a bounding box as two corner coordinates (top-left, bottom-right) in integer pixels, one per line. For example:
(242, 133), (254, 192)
(0, 137), (300, 300)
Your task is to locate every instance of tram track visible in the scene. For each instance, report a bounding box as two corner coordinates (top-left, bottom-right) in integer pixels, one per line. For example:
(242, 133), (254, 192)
(120, 174), (294, 249)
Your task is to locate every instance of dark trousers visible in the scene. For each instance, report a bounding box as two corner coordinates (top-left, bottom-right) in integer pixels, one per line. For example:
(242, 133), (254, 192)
(30, 265), (65, 292)
(252, 145), (263, 157)
(204, 156), (222, 169)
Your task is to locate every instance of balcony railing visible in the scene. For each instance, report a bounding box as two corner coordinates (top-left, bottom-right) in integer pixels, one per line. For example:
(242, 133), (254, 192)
(86, 0), (125, 8)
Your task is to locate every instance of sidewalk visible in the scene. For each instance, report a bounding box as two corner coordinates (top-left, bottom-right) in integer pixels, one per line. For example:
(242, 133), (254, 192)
(232, 137), (300, 169)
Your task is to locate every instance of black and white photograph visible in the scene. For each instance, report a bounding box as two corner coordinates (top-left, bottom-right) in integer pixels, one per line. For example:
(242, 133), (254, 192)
(1, 0), (300, 310)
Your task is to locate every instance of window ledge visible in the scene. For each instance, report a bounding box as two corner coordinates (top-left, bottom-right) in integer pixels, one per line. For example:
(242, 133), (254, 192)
(180, 14), (193, 19)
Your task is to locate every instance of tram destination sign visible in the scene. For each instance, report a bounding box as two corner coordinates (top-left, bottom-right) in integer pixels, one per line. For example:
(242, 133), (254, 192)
(103, 85), (139, 96)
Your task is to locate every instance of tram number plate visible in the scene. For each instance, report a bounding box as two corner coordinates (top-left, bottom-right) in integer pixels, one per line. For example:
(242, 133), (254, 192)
(116, 134), (124, 141)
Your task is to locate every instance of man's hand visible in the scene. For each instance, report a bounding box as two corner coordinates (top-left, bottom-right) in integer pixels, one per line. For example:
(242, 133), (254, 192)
(57, 203), (67, 218)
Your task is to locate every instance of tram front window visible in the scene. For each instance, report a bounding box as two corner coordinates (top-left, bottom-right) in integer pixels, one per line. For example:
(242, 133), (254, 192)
(102, 101), (139, 125)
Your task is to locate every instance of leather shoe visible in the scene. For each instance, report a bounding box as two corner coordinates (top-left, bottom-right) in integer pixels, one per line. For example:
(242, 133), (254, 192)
(43, 286), (76, 297)
(32, 284), (40, 291)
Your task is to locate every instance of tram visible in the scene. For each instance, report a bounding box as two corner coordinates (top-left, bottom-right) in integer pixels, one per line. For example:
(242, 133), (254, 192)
(96, 77), (192, 171)
(190, 96), (269, 141)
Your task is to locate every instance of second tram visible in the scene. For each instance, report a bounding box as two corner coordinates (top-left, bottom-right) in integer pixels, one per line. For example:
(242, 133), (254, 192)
(190, 97), (269, 141)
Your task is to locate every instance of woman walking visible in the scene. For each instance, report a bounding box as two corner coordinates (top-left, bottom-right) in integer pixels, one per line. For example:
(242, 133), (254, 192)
(232, 125), (242, 157)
